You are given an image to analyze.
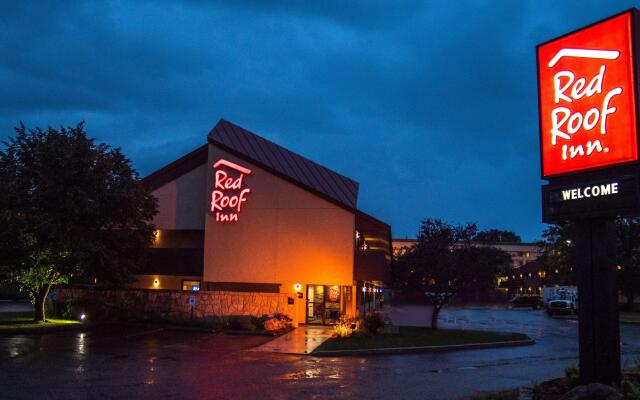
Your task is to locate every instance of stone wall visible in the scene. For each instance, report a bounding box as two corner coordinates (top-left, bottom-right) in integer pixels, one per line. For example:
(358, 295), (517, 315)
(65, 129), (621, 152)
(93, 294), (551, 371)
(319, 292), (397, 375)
(55, 287), (296, 323)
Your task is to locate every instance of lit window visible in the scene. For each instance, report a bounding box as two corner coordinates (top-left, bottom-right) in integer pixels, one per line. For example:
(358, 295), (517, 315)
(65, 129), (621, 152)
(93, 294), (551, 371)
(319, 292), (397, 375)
(182, 280), (201, 291)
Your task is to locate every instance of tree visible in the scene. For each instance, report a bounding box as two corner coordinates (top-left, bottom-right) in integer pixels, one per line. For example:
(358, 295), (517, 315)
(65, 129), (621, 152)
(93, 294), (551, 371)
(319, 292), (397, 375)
(539, 223), (577, 286)
(474, 229), (522, 243)
(0, 123), (157, 321)
(540, 220), (640, 308)
(615, 218), (640, 311)
(392, 219), (512, 328)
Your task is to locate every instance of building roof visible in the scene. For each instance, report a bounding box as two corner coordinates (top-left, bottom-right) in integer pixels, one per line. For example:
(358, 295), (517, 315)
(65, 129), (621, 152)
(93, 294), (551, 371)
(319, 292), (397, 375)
(208, 119), (359, 210)
(514, 258), (543, 274)
(141, 144), (208, 191)
(392, 238), (541, 247)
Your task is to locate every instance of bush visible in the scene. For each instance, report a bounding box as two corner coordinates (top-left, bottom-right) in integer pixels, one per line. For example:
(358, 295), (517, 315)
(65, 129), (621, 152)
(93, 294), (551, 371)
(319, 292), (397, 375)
(333, 316), (361, 338)
(250, 315), (267, 330)
(621, 379), (640, 400)
(227, 315), (257, 331)
(363, 312), (385, 334)
(53, 298), (120, 322)
(199, 316), (228, 331)
(564, 365), (580, 388)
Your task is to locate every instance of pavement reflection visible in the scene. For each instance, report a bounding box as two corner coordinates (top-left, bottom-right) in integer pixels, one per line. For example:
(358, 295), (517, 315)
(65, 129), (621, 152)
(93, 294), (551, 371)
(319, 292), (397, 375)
(1, 308), (639, 399)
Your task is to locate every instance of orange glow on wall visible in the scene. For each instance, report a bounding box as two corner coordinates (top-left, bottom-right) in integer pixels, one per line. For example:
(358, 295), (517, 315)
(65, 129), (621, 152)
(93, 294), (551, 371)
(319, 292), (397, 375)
(538, 11), (638, 177)
(211, 159), (252, 222)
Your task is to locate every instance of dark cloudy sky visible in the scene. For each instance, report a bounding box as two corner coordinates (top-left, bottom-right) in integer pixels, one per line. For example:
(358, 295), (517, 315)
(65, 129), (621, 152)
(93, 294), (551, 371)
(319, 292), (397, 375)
(2, 1), (637, 241)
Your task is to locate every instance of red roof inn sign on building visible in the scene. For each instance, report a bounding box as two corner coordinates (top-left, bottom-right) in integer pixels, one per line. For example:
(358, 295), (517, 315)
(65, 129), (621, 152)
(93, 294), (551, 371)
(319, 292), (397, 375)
(211, 159), (252, 222)
(539, 9), (640, 223)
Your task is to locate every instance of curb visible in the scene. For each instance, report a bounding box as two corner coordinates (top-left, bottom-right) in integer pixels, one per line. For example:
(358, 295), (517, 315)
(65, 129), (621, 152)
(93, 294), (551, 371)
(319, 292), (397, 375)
(311, 338), (535, 357)
(551, 315), (640, 324)
(0, 323), (87, 335)
(224, 330), (280, 337)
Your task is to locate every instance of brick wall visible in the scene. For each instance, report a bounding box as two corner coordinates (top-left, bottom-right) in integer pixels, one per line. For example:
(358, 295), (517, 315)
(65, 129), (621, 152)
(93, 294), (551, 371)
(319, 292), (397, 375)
(55, 287), (296, 322)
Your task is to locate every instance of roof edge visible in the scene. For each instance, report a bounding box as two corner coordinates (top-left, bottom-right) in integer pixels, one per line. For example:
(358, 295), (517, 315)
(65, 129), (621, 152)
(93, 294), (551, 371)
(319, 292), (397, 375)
(208, 137), (360, 214)
(356, 209), (391, 230)
(141, 144), (208, 191)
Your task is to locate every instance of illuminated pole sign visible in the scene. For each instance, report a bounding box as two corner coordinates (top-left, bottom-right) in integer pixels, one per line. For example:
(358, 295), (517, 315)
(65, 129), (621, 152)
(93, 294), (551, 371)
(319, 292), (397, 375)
(538, 10), (638, 178)
(536, 10), (640, 386)
(211, 159), (252, 222)
(538, 10), (640, 223)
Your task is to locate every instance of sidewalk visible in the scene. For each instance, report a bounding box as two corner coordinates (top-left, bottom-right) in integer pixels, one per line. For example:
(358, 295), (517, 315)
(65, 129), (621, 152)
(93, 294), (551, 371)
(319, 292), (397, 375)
(253, 325), (333, 355)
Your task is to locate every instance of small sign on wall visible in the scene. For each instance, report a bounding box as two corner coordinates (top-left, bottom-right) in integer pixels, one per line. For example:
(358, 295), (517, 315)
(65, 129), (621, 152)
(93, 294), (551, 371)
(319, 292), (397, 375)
(189, 296), (196, 306)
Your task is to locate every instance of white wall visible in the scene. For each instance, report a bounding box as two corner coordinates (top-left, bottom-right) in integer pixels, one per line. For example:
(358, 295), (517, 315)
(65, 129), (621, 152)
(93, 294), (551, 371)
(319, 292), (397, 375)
(151, 163), (207, 230)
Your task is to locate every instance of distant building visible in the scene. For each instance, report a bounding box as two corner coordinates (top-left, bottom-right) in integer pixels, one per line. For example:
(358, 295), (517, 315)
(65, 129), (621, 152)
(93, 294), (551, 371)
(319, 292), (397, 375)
(392, 239), (542, 269)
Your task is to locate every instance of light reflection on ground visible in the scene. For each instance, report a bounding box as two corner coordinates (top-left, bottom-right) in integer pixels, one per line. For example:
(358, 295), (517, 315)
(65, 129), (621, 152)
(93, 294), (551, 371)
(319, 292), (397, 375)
(1, 308), (639, 399)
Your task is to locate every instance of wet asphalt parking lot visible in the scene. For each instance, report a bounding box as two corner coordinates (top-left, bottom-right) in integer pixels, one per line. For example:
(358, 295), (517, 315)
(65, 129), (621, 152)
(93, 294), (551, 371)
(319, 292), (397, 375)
(2, 306), (640, 400)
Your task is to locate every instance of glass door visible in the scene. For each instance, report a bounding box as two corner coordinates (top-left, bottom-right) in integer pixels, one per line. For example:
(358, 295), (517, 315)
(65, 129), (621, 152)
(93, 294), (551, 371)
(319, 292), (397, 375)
(306, 285), (325, 324)
(324, 285), (341, 324)
(306, 285), (343, 324)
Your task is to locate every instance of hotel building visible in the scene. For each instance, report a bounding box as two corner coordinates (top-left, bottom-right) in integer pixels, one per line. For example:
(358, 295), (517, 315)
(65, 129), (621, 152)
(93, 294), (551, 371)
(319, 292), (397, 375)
(132, 119), (391, 325)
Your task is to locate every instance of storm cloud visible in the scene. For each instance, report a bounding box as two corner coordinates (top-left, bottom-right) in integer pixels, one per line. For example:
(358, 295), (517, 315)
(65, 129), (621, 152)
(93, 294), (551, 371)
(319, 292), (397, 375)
(1, 0), (636, 240)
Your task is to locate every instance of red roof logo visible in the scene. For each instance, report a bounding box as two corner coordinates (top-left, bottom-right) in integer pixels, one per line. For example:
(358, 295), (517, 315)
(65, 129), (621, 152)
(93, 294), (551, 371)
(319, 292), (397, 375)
(211, 159), (252, 222)
(538, 11), (638, 177)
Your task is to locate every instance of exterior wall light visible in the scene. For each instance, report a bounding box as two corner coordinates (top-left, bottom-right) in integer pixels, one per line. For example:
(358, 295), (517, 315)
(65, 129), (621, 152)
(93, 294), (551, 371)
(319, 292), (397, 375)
(294, 283), (302, 292)
(80, 313), (86, 321)
(153, 279), (159, 288)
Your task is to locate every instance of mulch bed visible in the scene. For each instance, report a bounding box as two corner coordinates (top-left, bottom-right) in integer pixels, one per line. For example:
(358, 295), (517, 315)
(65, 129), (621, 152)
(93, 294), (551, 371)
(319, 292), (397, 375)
(532, 372), (640, 400)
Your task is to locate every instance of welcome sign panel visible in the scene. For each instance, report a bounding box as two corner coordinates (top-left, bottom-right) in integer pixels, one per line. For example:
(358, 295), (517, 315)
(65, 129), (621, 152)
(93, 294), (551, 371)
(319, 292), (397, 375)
(538, 10), (638, 178)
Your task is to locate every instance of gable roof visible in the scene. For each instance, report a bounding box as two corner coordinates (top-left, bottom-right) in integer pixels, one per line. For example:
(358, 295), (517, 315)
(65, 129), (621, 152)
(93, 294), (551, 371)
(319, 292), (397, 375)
(208, 119), (359, 210)
(142, 144), (208, 191)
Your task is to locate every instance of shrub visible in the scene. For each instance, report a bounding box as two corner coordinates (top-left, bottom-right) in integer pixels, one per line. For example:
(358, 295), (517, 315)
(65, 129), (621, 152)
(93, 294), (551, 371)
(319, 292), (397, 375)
(564, 365), (580, 388)
(333, 316), (361, 338)
(250, 315), (267, 330)
(621, 379), (640, 400)
(264, 318), (286, 331)
(227, 315), (256, 331)
(53, 298), (125, 322)
(363, 312), (385, 335)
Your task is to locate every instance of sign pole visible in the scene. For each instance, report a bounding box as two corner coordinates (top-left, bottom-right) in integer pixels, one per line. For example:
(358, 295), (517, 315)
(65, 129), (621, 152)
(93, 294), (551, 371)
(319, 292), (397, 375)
(574, 218), (621, 385)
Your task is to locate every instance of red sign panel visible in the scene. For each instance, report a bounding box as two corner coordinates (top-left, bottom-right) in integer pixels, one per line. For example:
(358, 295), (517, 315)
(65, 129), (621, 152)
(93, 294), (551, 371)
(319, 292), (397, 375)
(538, 11), (638, 177)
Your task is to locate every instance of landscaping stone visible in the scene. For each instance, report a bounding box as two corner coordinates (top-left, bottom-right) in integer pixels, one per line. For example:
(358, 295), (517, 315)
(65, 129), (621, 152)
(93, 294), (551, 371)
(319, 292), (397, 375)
(54, 287), (295, 323)
(559, 384), (623, 400)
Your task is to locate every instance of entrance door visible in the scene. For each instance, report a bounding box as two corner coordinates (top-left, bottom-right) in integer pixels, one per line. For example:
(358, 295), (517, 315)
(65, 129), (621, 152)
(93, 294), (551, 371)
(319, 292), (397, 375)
(306, 285), (325, 324)
(306, 285), (342, 324)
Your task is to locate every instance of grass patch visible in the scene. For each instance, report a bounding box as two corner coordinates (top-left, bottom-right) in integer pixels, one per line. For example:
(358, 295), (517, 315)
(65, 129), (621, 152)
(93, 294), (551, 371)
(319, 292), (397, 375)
(0, 311), (81, 331)
(460, 389), (519, 400)
(316, 327), (530, 352)
(620, 312), (640, 323)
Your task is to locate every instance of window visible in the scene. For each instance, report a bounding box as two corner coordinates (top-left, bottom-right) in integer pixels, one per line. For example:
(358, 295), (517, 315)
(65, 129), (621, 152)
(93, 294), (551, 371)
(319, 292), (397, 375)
(182, 280), (201, 291)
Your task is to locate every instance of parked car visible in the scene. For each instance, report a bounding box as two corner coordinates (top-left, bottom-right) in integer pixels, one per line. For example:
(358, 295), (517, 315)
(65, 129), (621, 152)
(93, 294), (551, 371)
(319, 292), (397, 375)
(547, 293), (578, 316)
(510, 295), (543, 309)
(543, 286), (577, 305)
